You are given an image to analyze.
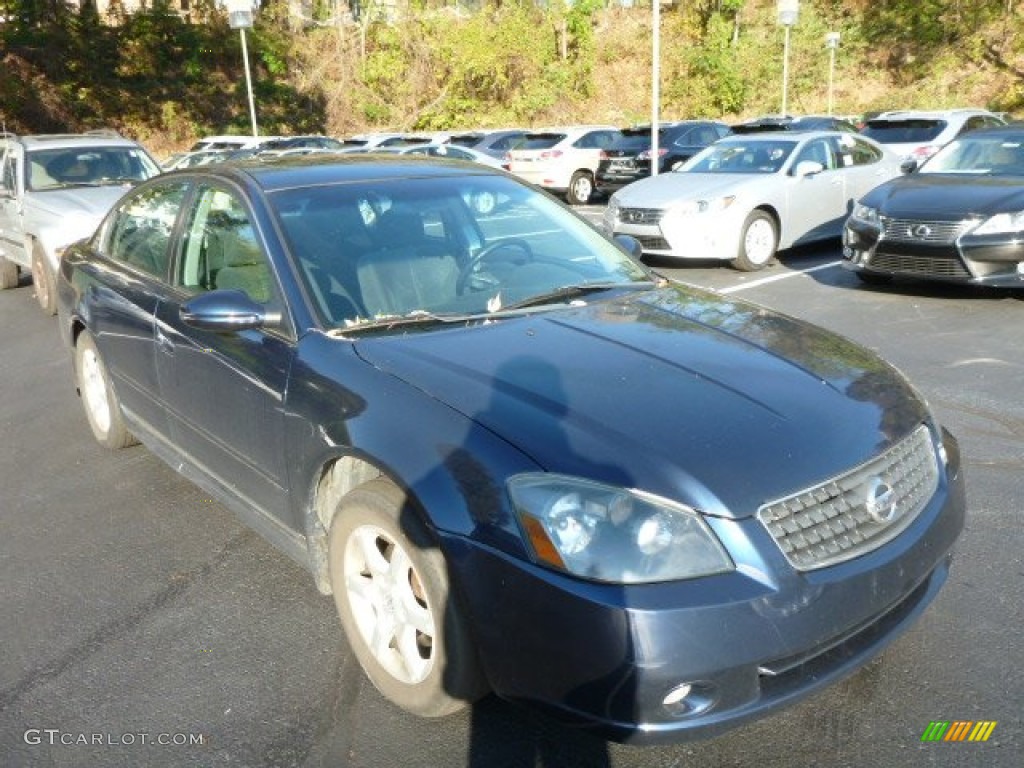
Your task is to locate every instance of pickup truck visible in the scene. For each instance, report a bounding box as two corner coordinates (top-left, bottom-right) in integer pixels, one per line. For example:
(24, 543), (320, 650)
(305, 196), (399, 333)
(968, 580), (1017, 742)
(0, 131), (161, 313)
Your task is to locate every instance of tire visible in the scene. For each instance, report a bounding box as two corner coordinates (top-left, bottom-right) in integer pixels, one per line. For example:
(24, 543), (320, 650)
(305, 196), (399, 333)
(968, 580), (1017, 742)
(731, 210), (778, 272)
(0, 256), (17, 290)
(328, 480), (487, 717)
(32, 243), (57, 316)
(74, 330), (137, 449)
(566, 171), (595, 206)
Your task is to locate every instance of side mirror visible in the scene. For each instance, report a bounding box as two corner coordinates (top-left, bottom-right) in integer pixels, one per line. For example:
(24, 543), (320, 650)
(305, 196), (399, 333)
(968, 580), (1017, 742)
(614, 233), (644, 260)
(180, 290), (279, 332)
(794, 160), (825, 177)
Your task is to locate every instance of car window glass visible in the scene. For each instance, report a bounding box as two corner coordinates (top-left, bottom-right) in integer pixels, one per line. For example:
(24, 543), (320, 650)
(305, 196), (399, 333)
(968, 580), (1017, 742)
(177, 186), (275, 305)
(793, 138), (836, 171)
(836, 135), (881, 167)
(1, 151), (16, 190)
(104, 181), (189, 279)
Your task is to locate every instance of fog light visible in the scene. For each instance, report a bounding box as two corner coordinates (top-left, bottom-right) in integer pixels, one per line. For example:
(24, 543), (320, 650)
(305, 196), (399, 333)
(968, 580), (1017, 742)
(661, 682), (716, 718)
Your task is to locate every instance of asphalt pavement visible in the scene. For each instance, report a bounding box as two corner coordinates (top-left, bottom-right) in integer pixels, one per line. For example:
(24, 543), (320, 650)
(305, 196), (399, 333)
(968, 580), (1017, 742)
(1, 241), (1021, 768)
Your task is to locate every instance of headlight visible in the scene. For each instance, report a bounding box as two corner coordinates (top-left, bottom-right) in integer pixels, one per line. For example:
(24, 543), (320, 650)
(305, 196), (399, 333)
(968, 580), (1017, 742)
(971, 210), (1024, 236)
(671, 196), (735, 216)
(851, 203), (880, 225)
(508, 474), (734, 584)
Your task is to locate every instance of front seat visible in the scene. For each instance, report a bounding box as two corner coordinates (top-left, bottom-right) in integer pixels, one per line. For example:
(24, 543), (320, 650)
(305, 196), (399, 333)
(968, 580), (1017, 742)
(356, 210), (459, 318)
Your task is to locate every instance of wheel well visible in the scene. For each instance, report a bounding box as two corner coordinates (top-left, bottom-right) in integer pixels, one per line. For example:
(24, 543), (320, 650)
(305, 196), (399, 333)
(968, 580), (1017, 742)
(753, 205), (781, 235)
(307, 455), (385, 594)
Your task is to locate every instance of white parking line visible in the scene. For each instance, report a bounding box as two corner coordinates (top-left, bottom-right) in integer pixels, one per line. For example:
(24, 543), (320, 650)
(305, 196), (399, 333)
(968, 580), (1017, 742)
(718, 261), (843, 293)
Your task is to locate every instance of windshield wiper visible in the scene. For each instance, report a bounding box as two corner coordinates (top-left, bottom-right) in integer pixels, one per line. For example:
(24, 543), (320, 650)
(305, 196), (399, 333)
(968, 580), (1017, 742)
(330, 310), (476, 336)
(497, 281), (656, 312)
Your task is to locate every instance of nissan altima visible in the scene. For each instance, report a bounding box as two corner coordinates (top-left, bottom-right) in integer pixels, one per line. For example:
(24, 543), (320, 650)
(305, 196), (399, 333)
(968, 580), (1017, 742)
(844, 125), (1024, 287)
(56, 155), (964, 744)
(604, 131), (901, 270)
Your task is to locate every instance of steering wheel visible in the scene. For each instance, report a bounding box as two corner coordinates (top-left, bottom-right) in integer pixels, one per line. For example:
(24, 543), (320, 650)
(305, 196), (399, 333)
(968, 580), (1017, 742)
(457, 238), (534, 294)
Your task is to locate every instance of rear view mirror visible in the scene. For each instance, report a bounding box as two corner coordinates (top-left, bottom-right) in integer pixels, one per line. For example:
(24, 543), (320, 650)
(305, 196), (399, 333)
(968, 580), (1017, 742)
(180, 289), (280, 332)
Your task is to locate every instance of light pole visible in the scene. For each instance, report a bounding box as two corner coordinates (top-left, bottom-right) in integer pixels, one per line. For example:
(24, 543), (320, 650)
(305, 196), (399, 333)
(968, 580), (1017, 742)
(777, 0), (799, 116)
(220, 0), (260, 138)
(825, 32), (840, 116)
(651, 0), (661, 175)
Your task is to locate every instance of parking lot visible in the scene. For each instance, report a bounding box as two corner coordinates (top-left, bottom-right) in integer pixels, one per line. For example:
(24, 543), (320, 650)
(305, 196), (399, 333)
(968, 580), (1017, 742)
(1, 226), (1021, 767)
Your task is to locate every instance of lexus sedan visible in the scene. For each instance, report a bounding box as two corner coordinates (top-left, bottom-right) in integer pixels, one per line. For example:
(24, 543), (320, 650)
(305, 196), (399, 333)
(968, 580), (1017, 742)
(57, 155), (964, 744)
(844, 125), (1024, 287)
(604, 131), (902, 270)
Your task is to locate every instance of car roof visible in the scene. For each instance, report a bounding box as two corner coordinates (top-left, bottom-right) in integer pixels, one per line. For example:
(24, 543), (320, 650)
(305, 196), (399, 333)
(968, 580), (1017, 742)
(870, 108), (997, 121)
(4, 132), (143, 150)
(165, 153), (505, 193)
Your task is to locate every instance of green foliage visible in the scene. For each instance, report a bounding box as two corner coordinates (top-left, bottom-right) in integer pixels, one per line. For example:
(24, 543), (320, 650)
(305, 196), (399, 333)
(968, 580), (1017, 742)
(1, 1), (1021, 148)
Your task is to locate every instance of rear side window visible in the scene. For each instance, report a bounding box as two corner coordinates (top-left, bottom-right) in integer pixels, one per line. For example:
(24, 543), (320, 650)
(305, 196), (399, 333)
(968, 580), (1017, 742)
(104, 181), (189, 278)
(835, 136), (883, 166)
(862, 120), (946, 144)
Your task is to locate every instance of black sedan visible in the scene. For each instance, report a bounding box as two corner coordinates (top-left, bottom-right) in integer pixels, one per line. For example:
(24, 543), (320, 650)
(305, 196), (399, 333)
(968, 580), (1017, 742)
(56, 155), (964, 744)
(844, 125), (1024, 286)
(595, 121), (730, 195)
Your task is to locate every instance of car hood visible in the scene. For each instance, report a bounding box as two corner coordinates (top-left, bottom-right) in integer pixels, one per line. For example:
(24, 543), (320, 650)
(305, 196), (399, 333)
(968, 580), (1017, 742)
(613, 173), (758, 208)
(353, 286), (929, 519)
(28, 185), (131, 219)
(862, 173), (1024, 219)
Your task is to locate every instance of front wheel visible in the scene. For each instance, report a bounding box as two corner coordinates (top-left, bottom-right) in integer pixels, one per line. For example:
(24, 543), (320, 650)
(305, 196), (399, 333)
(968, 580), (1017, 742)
(75, 330), (137, 449)
(32, 243), (57, 315)
(731, 210), (778, 272)
(328, 480), (487, 717)
(566, 171), (595, 206)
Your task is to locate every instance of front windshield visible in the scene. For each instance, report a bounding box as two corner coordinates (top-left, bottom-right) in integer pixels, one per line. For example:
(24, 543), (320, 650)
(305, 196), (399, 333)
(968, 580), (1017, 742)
(683, 139), (797, 174)
(920, 134), (1024, 176)
(27, 146), (161, 191)
(271, 174), (651, 329)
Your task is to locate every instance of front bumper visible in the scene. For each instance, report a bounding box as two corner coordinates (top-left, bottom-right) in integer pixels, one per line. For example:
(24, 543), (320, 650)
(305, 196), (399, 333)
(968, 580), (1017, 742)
(443, 429), (965, 744)
(606, 209), (739, 261)
(843, 218), (1024, 286)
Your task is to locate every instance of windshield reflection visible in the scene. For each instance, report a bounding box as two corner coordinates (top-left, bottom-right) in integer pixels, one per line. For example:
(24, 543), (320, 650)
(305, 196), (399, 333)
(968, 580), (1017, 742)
(271, 175), (651, 329)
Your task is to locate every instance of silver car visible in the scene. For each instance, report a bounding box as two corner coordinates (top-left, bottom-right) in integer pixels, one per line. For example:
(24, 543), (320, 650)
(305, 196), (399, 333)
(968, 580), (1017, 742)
(604, 131), (902, 271)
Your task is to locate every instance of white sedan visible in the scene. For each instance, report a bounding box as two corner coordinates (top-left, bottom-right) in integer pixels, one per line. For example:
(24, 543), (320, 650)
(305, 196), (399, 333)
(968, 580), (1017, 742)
(604, 131), (902, 270)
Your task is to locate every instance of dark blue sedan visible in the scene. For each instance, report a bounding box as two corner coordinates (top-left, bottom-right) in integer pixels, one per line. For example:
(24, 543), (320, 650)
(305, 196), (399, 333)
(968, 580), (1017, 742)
(56, 155), (964, 744)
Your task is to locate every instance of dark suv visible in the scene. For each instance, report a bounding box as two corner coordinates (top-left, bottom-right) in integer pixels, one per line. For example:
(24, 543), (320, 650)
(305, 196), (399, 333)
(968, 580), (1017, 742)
(595, 121), (730, 194)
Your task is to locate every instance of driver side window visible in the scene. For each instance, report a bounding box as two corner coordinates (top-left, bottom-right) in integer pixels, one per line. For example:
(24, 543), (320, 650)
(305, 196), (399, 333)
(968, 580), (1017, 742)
(177, 186), (275, 305)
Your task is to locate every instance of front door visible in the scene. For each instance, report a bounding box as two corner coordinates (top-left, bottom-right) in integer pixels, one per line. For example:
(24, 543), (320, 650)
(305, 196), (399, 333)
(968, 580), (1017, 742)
(154, 183), (294, 526)
(0, 147), (27, 268)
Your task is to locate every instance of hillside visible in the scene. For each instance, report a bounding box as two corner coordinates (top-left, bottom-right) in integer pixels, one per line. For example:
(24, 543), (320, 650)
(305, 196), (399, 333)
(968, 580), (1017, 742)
(1, 1), (1022, 155)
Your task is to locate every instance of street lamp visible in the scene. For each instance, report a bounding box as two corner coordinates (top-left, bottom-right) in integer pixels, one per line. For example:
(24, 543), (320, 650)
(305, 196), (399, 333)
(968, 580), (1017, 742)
(777, 0), (799, 116)
(651, 0), (661, 175)
(825, 32), (840, 116)
(219, 0), (261, 138)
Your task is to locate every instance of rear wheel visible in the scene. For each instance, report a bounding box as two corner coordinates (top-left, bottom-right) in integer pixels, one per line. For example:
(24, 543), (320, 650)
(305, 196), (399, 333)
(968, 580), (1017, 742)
(0, 256), (17, 289)
(731, 210), (778, 272)
(328, 480), (487, 717)
(75, 330), (137, 449)
(566, 171), (595, 206)
(32, 243), (57, 315)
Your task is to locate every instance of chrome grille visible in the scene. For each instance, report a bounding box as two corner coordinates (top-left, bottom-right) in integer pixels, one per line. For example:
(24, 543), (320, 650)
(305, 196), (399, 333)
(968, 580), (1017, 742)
(618, 207), (664, 226)
(758, 425), (940, 571)
(880, 218), (975, 244)
(868, 251), (972, 278)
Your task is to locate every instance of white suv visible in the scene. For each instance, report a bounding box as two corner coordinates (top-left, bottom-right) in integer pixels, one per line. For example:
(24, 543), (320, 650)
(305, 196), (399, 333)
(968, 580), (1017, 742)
(503, 125), (621, 205)
(0, 131), (162, 313)
(860, 108), (1005, 164)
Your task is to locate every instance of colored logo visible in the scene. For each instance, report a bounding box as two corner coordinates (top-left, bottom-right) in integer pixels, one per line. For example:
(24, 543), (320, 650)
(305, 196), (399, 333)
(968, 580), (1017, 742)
(921, 721), (997, 742)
